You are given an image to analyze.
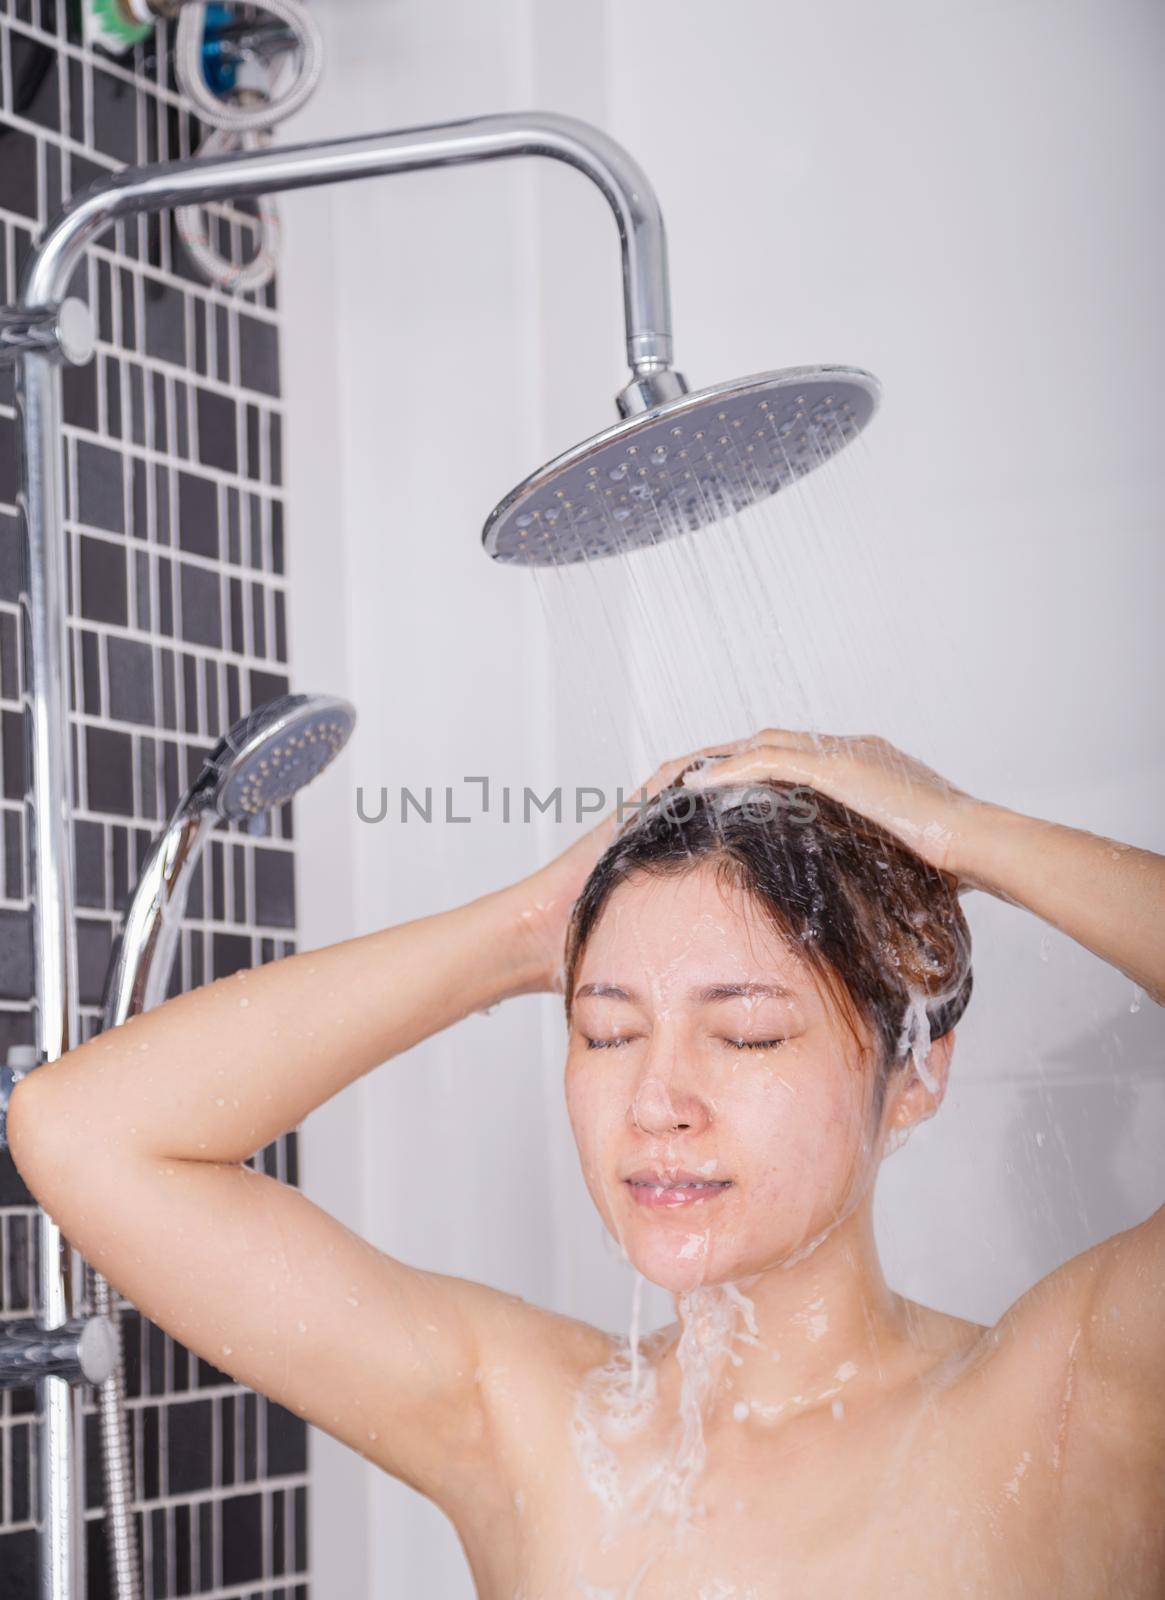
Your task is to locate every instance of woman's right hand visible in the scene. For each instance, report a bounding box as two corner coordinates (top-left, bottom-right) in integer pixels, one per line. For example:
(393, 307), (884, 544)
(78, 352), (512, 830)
(506, 737), (749, 993)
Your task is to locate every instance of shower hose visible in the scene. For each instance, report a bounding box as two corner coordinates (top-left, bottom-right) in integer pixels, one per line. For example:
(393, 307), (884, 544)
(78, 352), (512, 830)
(87, 1260), (140, 1599)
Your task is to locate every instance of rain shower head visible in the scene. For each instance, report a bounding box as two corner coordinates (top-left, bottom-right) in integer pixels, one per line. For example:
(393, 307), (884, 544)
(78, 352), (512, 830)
(483, 365), (880, 567)
(189, 692), (356, 820)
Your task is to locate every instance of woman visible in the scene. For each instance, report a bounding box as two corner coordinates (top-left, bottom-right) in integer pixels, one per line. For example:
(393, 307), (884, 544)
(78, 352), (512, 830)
(9, 729), (1164, 1597)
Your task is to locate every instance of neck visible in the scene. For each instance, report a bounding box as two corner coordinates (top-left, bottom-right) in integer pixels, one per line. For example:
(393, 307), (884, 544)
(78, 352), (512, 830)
(659, 1200), (915, 1426)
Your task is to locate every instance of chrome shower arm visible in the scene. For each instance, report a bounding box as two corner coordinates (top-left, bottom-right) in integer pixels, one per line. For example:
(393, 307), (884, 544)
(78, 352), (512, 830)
(20, 110), (683, 400)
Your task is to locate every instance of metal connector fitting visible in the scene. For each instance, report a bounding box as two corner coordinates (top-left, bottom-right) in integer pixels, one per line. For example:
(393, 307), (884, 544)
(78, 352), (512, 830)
(0, 1046), (40, 1153)
(615, 365), (690, 418)
(0, 1316), (118, 1393)
(0, 299), (96, 367)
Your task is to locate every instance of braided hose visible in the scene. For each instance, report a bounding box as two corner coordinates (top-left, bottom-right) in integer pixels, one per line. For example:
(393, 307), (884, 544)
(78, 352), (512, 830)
(89, 1262), (141, 1599)
(174, 123), (282, 292)
(172, 0), (321, 290)
(174, 0), (324, 131)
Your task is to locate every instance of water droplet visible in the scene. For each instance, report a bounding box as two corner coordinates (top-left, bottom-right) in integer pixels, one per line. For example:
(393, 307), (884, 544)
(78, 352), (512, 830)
(239, 997), (250, 1008)
(732, 1400), (750, 1422)
(296, 1319), (308, 1333)
(608, 462), (628, 481)
(222, 1345), (233, 1356)
(650, 445), (668, 465)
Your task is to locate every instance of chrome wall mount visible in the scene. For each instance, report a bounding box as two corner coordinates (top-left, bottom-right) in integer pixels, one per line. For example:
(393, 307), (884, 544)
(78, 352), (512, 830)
(0, 1314), (116, 1393)
(0, 111), (687, 1600)
(0, 300), (95, 365)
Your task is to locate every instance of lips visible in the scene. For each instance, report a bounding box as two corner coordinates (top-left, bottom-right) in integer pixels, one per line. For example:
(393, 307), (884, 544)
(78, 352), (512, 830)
(623, 1169), (734, 1209)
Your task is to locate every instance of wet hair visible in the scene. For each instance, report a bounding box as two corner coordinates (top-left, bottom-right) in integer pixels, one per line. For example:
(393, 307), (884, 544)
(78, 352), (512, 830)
(563, 779), (973, 1120)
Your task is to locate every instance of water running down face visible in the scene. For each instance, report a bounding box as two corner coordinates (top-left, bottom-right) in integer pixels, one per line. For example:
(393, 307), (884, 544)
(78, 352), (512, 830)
(562, 780), (973, 1301)
(566, 861), (928, 1294)
(561, 789), (973, 1577)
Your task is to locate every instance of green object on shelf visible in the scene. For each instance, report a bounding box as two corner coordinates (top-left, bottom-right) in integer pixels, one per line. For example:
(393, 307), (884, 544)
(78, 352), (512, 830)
(83, 0), (153, 53)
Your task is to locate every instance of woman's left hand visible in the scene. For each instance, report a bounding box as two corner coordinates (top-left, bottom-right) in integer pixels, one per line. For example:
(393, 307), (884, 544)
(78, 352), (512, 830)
(682, 728), (990, 882)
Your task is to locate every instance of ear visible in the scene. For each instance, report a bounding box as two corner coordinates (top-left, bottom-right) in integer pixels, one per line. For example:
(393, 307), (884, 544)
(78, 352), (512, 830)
(885, 1028), (956, 1137)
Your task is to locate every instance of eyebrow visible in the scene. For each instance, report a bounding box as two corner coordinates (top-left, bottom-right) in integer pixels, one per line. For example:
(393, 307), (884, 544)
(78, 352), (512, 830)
(573, 981), (797, 1004)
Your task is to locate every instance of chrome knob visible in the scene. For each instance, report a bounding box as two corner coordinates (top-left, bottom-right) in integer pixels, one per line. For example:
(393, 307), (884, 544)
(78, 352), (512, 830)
(0, 1316), (117, 1393)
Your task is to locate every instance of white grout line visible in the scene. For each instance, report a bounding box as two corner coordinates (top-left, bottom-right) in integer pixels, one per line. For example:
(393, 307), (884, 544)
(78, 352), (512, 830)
(0, 1413), (10, 1525)
(61, 418), (288, 500)
(52, 513), (290, 595)
(0, 18), (13, 118)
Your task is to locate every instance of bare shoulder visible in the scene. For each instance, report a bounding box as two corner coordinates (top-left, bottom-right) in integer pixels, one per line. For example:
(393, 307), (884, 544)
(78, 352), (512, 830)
(1006, 1208), (1164, 1417)
(953, 1210), (1165, 1480)
(456, 1273), (614, 1429)
(427, 1274), (611, 1580)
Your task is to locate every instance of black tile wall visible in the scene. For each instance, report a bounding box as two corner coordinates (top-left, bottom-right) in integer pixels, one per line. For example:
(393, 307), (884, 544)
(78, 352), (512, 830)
(1, 5), (305, 1596)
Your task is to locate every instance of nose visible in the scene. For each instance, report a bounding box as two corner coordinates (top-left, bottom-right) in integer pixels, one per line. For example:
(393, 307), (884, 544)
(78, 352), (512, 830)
(629, 1067), (711, 1138)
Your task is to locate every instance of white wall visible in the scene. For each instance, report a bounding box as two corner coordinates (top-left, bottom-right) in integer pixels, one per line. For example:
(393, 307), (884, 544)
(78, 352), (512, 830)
(281, 1), (1164, 1591)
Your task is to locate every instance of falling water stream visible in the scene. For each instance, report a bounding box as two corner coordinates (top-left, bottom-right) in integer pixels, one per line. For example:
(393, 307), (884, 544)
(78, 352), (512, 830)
(506, 410), (1155, 1596)
(526, 428), (924, 1594)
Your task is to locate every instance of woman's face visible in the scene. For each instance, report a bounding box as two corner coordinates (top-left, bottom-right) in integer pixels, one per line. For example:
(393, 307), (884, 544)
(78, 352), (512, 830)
(565, 860), (887, 1294)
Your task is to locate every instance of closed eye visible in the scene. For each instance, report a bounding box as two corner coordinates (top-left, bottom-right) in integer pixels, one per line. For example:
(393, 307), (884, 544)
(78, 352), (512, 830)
(723, 1038), (786, 1051)
(583, 1035), (637, 1050)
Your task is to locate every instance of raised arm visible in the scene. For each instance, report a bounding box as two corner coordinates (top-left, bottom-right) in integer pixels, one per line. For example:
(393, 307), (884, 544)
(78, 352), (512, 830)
(5, 880), (554, 1518)
(684, 728), (1165, 1422)
(955, 805), (1165, 1004)
(684, 728), (1165, 1001)
(4, 739), (718, 1531)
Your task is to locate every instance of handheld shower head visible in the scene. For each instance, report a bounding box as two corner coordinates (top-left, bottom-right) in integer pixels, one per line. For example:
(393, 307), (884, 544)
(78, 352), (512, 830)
(103, 692), (356, 1023)
(187, 692), (357, 821)
(483, 364), (879, 566)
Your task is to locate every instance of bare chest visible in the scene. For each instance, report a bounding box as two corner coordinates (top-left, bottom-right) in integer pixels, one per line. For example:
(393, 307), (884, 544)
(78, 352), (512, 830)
(477, 1362), (1162, 1600)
